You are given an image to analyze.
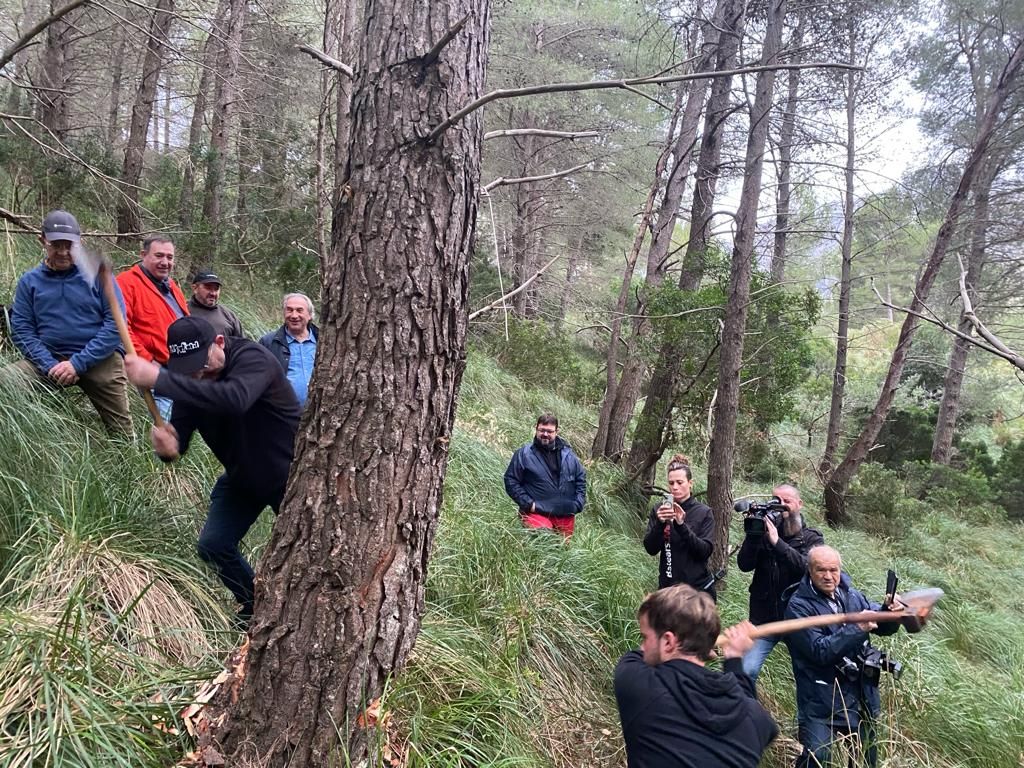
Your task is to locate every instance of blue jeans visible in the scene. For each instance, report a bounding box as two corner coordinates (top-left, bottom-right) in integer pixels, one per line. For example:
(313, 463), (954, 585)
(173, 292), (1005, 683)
(796, 716), (878, 768)
(153, 393), (173, 421)
(197, 474), (281, 611)
(741, 635), (780, 682)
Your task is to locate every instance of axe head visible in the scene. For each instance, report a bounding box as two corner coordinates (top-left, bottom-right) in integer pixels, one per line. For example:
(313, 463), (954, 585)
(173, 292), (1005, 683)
(71, 243), (109, 289)
(894, 587), (944, 633)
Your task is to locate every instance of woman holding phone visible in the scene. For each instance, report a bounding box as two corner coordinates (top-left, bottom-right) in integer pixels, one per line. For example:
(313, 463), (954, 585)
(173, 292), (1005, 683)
(642, 454), (717, 600)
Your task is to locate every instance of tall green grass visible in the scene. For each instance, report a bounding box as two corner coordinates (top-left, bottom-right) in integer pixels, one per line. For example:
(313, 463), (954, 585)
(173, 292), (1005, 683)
(1, 330), (1023, 766)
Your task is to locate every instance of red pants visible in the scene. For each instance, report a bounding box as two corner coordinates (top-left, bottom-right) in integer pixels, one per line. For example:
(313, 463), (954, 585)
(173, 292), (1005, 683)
(521, 512), (575, 537)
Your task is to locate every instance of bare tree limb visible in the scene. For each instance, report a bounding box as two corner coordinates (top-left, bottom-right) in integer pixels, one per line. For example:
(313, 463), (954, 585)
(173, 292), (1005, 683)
(295, 43), (353, 78)
(424, 61), (862, 143)
(483, 162), (591, 193)
(870, 276), (1024, 371)
(469, 254), (560, 321)
(483, 129), (601, 141)
(620, 84), (672, 110)
(0, 0), (90, 71)
(419, 12), (471, 69)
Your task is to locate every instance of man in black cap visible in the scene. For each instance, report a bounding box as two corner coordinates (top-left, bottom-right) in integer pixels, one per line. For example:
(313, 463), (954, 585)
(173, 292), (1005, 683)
(6, 209), (132, 433)
(187, 269), (244, 339)
(123, 316), (300, 623)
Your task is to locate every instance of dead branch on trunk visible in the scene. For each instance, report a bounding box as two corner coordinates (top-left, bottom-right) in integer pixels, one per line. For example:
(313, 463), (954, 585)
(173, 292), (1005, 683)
(483, 129), (600, 141)
(0, 0), (90, 70)
(425, 61), (862, 142)
(469, 254), (560, 321)
(295, 43), (353, 77)
(419, 12), (472, 69)
(483, 161), (591, 192)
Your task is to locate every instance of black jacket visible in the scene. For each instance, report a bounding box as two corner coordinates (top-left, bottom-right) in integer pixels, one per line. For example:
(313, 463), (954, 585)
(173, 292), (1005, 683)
(503, 437), (587, 516)
(155, 338), (301, 500)
(259, 322), (320, 371)
(614, 651), (778, 768)
(783, 573), (899, 728)
(737, 523), (824, 625)
(643, 497), (714, 590)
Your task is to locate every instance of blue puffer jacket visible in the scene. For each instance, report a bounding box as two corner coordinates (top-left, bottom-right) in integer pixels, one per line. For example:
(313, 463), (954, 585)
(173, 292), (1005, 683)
(503, 438), (586, 517)
(783, 573), (899, 728)
(11, 262), (124, 374)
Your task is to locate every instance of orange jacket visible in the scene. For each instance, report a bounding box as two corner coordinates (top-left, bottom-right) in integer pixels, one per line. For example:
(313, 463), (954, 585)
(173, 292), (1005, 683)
(116, 264), (189, 364)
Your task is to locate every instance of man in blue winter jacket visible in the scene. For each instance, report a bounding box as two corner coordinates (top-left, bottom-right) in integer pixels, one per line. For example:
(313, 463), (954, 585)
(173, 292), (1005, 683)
(6, 210), (132, 433)
(784, 545), (902, 768)
(503, 413), (586, 537)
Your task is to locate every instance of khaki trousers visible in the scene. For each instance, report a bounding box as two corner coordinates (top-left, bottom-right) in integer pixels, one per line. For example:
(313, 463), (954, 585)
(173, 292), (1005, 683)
(5, 354), (133, 434)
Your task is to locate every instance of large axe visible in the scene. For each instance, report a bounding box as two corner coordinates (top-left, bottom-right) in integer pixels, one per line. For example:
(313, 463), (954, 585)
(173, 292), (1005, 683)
(717, 587), (945, 647)
(74, 245), (166, 426)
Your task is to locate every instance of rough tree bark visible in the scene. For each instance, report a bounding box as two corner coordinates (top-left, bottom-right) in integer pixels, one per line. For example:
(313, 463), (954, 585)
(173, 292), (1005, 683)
(705, 0), (787, 573)
(203, 0), (492, 766)
(823, 38), (1024, 524)
(624, 0), (746, 485)
(116, 0), (175, 244)
(819, 21), (859, 476)
(931, 160), (994, 463)
(106, 24), (127, 147)
(201, 0), (247, 232)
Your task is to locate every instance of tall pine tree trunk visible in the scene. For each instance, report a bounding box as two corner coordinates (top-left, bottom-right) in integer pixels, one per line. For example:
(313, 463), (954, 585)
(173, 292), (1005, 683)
(625, 0), (746, 485)
(770, 14), (803, 283)
(820, 23), (858, 476)
(201, 0), (247, 232)
(706, 0), (787, 572)
(931, 161), (994, 463)
(204, 1), (491, 765)
(824, 39), (1024, 524)
(116, 0), (176, 244)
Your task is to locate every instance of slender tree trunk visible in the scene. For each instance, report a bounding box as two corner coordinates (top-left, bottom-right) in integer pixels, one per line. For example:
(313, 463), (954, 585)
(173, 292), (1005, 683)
(204, 1), (491, 765)
(163, 74), (172, 151)
(823, 39), (1024, 524)
(116, 0), (176, 244)
(556, 231), (583, 329)
(625, 0), (746, 484)
(931, 161), (994, 463)
(201, 0), (248, 232)
(820, 25), (858, 476)
(706, 0), (787, 573)
(179, 0), (228, 231)
(106, 26), (128, 147)
(770, 14), (803, 282)
(35, 1), (71, 140)
(592, 87), (686, 460)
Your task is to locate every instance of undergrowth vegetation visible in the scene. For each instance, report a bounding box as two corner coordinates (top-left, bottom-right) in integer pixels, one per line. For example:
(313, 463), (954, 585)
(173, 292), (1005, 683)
(0, 297), (1022, 766)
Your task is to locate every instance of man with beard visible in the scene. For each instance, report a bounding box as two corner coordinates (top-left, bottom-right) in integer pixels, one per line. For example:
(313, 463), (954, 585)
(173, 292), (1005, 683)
(614, 584), (779, 767)
(503, 413), (587, 537)
(187, 270), (243, 338)
(737, 484), (824, 681)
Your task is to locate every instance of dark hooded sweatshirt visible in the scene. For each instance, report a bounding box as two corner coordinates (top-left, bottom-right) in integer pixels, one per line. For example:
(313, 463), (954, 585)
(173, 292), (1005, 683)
(614, 651), (778, 768)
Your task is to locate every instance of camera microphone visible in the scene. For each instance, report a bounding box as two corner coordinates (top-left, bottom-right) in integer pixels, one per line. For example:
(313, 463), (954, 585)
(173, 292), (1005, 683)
(733, 500), (751, 513)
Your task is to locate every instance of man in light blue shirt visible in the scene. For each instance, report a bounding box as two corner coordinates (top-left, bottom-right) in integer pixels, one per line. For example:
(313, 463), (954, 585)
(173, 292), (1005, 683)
(259, 292), (318, 405)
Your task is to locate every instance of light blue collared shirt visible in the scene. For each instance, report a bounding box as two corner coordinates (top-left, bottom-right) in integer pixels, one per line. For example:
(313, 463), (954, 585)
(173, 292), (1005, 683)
(286, 331), (317, 405)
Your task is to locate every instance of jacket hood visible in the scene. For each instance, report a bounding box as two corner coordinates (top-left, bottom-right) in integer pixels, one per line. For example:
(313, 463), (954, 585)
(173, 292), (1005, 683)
(654, 659), (754, 735)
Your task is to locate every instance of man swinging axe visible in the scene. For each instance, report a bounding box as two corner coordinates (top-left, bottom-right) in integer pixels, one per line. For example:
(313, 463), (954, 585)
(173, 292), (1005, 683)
(124, 316), (301, 626)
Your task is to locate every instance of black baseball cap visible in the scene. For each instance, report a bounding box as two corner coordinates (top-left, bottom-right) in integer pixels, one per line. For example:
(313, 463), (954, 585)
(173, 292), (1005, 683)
(42, 210), (81, 243)
(166, 317), (217, 375)
(192, 270), (222, 286)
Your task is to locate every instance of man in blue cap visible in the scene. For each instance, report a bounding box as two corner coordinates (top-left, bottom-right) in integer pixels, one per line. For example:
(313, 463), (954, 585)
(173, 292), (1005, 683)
(124, 316), (300, 624)
(6, 210), (132, 433)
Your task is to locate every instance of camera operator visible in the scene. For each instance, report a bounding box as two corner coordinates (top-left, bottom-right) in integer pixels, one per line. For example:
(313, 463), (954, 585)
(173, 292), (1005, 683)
(614, 584), (778, 768)
(642, 455), (716, 600)
(784, 546), (902, 768)
(736, 484), (823, 681)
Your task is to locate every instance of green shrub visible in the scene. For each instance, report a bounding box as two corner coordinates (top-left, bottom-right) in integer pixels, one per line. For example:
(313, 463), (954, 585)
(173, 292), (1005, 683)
(991, 438), (1024, 521)
(846, 463), (929, 540)
(901, 461), (1003, 524)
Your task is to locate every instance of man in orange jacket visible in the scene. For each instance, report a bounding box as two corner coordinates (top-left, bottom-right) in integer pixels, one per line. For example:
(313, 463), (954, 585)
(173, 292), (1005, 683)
(116, 235), (189, 418)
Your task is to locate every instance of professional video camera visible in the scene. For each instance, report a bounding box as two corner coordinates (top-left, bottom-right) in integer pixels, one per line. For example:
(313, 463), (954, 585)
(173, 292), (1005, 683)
(837, 646), (903, 683)
(734, 496), (789, 537)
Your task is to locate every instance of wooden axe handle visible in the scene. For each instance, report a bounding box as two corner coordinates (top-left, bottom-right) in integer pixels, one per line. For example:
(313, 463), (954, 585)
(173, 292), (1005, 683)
(716, 609), (906, 648)
(99, 265), (165, 427)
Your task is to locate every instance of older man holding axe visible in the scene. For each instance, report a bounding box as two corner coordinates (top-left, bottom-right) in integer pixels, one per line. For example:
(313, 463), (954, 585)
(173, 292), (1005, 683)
(124, 316), (300, 626)
(6, 210), (132, 433)
(783, 545), (937, 768)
